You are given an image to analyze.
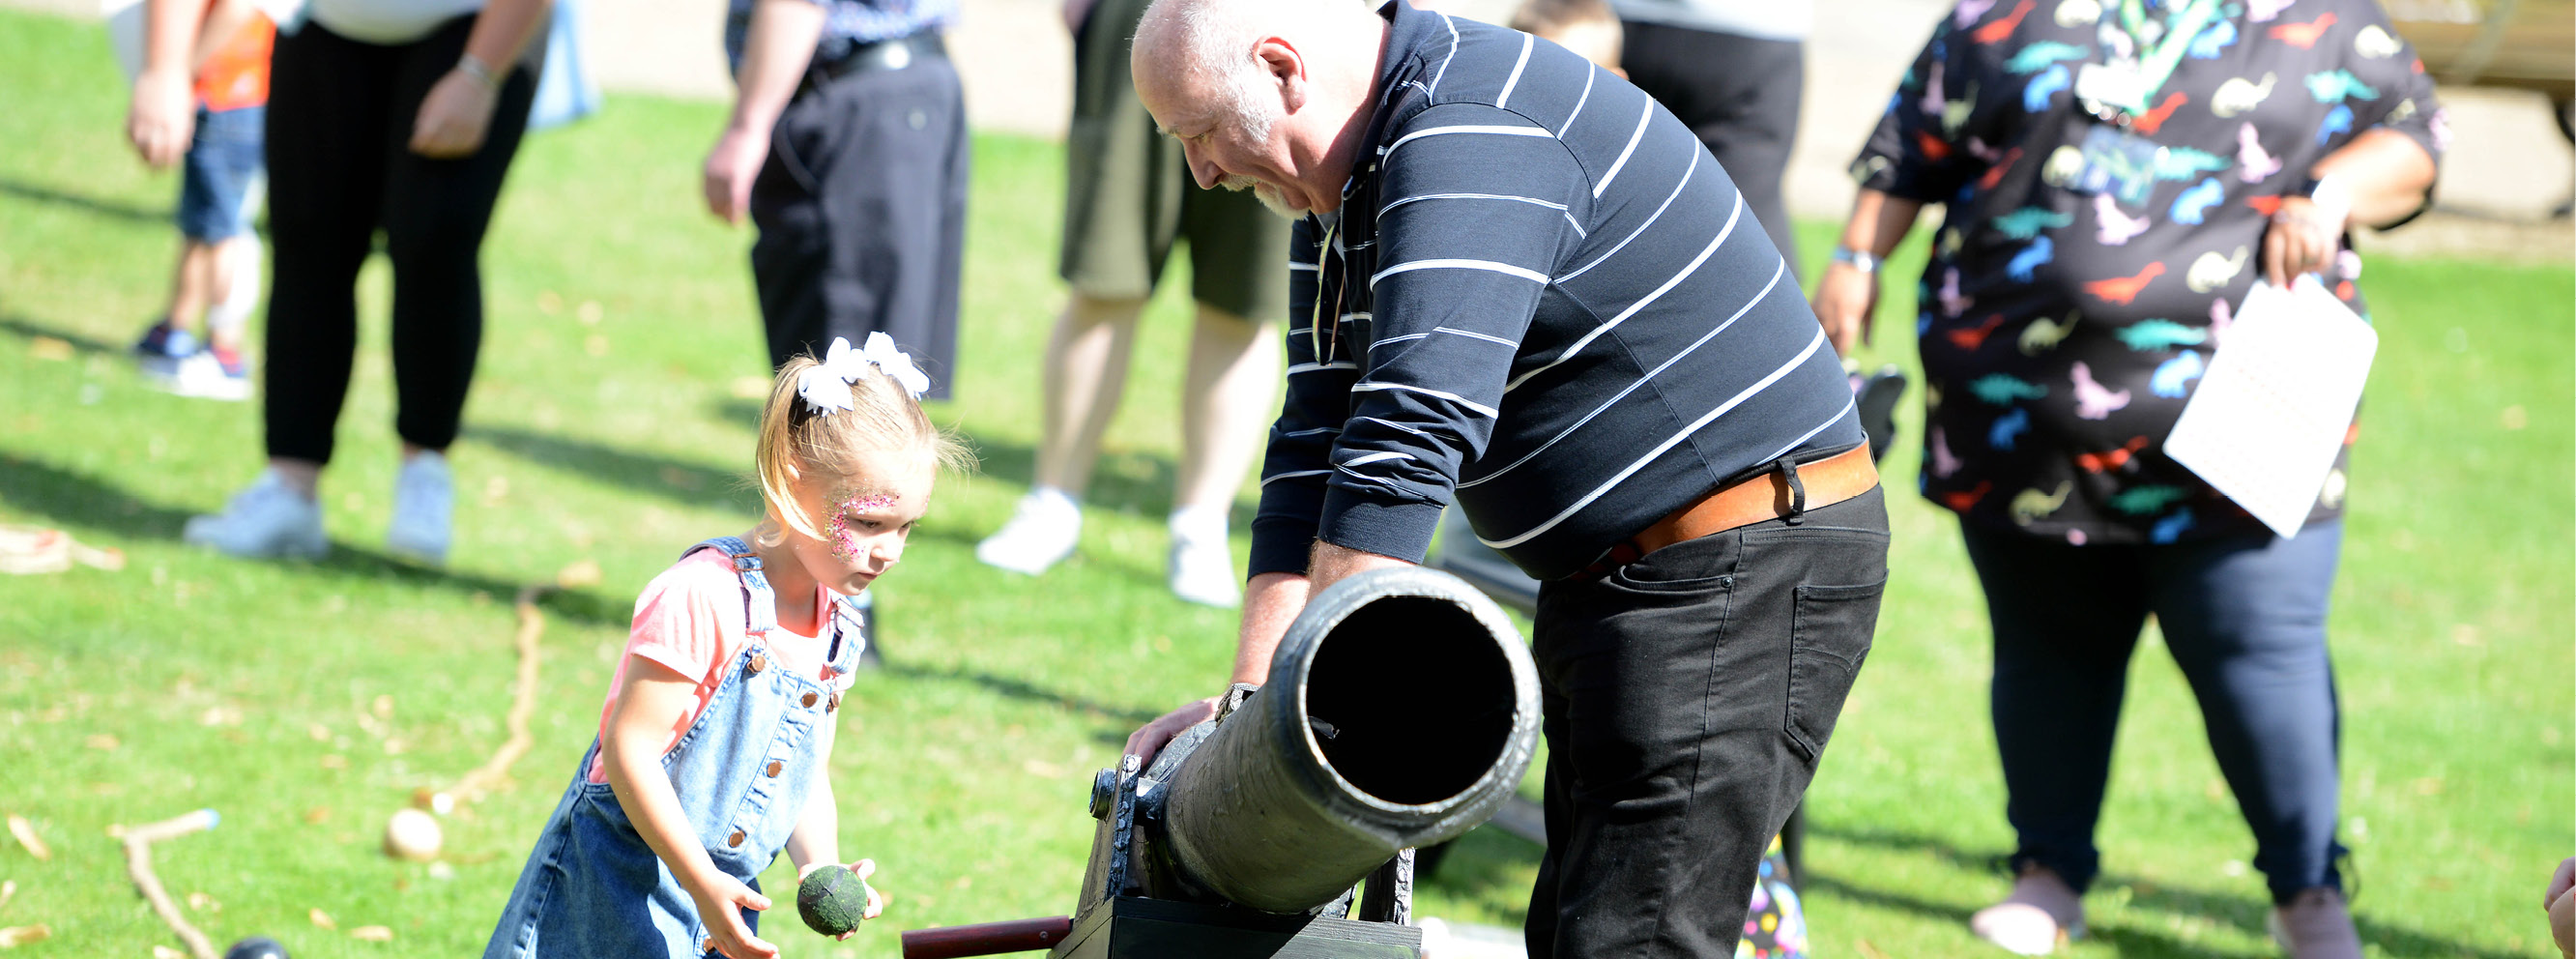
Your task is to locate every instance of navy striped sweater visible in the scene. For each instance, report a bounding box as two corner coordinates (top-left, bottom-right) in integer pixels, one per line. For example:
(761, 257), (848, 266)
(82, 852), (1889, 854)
(1250, 0), (1864, 582)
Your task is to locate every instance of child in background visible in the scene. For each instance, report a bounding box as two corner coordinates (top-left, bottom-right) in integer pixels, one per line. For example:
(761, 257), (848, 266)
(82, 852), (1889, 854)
(483, 334), (970, 959)
(124, 0), (272, 400)
(1510, 0), (1625, 75)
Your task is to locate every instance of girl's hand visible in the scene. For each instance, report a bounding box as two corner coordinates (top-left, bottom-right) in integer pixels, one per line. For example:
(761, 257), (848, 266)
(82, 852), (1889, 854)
(1813, 258), (1882, 358)
(410, 68), (500, 159)
(796, 858), (886, 939)
(688, 873), (777, 959)
(2261, 196), (2343, 289)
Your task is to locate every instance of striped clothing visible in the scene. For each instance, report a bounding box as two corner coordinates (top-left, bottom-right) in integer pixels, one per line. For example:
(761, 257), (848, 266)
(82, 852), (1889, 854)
(1250, 0), (1864, 583)
(726, 0), (956, 71)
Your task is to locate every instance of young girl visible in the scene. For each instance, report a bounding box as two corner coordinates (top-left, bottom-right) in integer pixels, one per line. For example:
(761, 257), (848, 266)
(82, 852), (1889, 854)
(485, 334), (970, 959)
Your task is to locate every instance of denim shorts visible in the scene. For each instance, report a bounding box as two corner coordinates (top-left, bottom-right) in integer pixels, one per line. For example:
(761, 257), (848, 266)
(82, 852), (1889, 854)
(178, 105), (265, 241)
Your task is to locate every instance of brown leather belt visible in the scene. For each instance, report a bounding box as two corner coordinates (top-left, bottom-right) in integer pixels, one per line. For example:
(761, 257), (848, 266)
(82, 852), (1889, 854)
(1567, 443), (1879, 582)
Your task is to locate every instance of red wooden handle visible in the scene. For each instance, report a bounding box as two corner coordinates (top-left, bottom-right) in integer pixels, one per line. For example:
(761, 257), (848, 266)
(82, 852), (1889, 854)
(900, 916), (1076, 959)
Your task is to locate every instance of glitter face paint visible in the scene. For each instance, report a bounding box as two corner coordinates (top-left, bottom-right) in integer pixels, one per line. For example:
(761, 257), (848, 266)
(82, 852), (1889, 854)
(825, 491), (900, 561)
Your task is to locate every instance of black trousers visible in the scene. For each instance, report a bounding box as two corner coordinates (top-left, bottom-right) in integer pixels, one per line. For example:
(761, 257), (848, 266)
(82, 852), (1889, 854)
(1618, 21), (1805, 280)
(1526, 486), (1887, 959)
(749, 46), (969, 399)
(264, 16), (535, 464)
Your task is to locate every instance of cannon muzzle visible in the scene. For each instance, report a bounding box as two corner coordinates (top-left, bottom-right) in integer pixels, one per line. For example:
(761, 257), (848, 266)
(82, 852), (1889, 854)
(1157, 566), (1541, 913)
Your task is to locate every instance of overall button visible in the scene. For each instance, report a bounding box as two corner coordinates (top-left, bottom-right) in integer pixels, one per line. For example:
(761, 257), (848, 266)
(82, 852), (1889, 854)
(727, 828), (746, 848)
(747, 654), (767, 674)
(801, 692), (819, 708)
(766, 760), (783, 777)
(827, 693), (841, 712)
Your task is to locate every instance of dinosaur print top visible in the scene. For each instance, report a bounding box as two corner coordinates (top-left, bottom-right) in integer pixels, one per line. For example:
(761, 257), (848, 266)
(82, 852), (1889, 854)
(1854, 0), (2443, 544)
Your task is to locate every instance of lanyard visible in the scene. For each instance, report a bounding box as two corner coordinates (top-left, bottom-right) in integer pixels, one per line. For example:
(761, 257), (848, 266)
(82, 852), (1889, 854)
(1309, 218), (1342, 363)
(2106, 0), (2222, 113)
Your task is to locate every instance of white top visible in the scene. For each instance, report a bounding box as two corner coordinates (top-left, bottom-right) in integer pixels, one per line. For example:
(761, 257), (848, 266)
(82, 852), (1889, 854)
(1606, 0), (1811, 42)
(304, 0), (485, 44)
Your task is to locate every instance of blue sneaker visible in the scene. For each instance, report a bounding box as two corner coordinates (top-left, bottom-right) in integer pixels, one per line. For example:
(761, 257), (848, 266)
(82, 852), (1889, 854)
(132, 321), (198, 377)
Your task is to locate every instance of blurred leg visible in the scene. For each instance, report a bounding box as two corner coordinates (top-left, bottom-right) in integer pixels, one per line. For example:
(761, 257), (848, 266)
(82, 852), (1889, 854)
(262, 22), (393, 471)
(1959, 524), (2151, 892)
(1174, 305), (1281, 512)
(379, 16), (535, 455)
(1034, 294), (1146, 498)
(2147, 521), (2347, 904)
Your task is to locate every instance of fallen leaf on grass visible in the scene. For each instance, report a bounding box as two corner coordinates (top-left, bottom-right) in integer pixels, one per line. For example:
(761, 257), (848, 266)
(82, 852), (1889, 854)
(4, 818), (47, 860)
(154, 944), (185, 958)
(320, 754), (347, 770)
(0, 924), (47, 947)
(556, 559), (603, 590)
(304, 806), (333, 825)
(310, 908), (336, 930)
(26, 337), (71, 362)
(351, 925), (393, 942)
(84, 734), (118, 751)
(187, 891), (219, 913)
(0, 879), (14, 910)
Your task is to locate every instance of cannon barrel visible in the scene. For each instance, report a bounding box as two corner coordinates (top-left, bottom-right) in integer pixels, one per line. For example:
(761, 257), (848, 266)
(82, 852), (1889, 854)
(1157, 567), (1541, 913)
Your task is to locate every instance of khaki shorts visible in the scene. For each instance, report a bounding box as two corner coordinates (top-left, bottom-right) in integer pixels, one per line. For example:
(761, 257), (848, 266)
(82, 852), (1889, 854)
(1057, 0), (1291, 322)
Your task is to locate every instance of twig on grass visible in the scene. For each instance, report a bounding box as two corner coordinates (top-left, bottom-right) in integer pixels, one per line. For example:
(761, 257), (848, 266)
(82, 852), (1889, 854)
(112, 809), (218, 959)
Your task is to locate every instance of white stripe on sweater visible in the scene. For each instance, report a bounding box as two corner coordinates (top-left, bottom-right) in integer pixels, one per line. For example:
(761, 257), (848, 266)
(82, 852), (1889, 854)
(1506, 191), (1744, 392)
(1481, 326), (1830, 548)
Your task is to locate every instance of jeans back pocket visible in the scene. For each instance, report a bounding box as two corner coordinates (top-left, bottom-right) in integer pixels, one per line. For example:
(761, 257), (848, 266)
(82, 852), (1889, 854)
(1785, 578), (1885, 762)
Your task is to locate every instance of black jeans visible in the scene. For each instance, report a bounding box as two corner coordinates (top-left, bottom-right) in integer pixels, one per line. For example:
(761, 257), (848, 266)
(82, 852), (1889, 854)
(1526, 486), (1888, 959)
(1962, 519), (2348, 904)
(749, 45), (969, 398)
(1618, 22), (1804, 280)
(264, 16), (535, 464)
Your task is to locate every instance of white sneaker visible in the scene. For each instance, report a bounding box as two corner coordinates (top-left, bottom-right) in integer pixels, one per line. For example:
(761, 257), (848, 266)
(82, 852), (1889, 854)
(153, 351), (252, 401)
(976, 488), (1080, 576)
(387, 450), (452, 565)
(184, 470), (326, 560)
(1168, 533), (1241, 608)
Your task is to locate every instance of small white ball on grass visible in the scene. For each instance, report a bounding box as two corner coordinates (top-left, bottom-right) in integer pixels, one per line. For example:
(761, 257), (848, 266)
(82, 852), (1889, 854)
(382, 808), (441, 861)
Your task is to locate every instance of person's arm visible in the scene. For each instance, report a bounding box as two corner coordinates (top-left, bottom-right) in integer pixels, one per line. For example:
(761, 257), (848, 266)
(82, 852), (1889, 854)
(2260, 129), (2437, 287)
(1812, 188), (1925, 357)
(704, 0), (825, 222)
(601, 662), (779, 959)
(127, 0), (209, 168)
(410, 0), (555, 157)
(1060, 0), (1095, 32)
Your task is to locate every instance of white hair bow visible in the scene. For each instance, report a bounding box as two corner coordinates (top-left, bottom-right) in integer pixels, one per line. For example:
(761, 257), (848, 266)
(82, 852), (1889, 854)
(796, 333), (931, 415)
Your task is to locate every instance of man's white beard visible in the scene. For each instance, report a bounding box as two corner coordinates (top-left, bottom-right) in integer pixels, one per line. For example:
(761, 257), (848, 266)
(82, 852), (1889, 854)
(1247, 182), (1303, 219)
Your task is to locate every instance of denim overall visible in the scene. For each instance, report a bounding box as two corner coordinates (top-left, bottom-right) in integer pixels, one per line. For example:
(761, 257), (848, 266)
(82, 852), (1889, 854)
(484, 537), (864, 958)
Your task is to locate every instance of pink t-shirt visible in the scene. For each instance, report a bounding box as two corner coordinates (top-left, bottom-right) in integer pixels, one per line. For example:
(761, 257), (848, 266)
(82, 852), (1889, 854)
(587, 547), (857, 784)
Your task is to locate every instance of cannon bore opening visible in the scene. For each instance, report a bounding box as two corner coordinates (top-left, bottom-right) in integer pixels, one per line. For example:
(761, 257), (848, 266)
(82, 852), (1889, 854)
(1302, 596), (1520, 806)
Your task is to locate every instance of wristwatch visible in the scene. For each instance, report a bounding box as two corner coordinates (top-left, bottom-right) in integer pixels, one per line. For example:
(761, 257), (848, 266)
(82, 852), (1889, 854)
(1831, 247), (1882, 274)
(2295, 173), (2353, 228)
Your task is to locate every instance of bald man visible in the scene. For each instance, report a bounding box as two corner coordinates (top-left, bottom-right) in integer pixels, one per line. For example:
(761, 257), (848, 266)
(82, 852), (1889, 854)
(1118, 2), (1888, 956)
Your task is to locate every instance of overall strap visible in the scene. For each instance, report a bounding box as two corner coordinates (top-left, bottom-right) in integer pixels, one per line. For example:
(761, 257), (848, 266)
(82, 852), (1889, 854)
(824, 594), (868, 676)
(683, 536), (777, 636)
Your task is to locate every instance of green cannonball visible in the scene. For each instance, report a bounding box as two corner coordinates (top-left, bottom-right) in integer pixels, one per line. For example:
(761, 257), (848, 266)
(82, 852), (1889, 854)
(797, 865), (870, 936)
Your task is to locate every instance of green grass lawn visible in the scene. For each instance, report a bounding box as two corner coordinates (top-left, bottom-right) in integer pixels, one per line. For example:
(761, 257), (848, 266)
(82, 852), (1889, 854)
(2, 10), (2569, 956)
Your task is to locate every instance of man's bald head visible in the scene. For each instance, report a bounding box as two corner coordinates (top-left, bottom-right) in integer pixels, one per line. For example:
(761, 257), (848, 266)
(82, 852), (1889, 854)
(1130, 0), (1386, 218)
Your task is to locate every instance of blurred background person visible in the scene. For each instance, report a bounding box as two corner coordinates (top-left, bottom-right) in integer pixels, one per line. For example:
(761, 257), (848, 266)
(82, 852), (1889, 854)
(702, 0), (970, 658)
(700, 0), (966, 389)
(182, 0), (552, 565)
(1606, 0), (1809, 277)
(1812, 0), (2444, 955)
(122, 0), (274, 402)
(971, 0), (1288, 609)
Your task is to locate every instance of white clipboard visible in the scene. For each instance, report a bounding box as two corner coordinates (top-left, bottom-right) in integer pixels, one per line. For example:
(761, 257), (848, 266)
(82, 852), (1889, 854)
(2163, 276), (2378, 538)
